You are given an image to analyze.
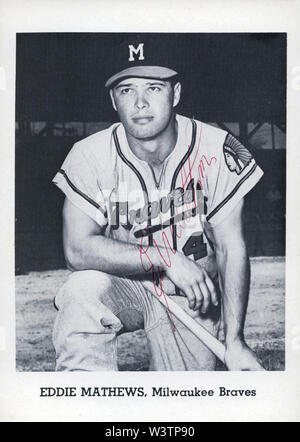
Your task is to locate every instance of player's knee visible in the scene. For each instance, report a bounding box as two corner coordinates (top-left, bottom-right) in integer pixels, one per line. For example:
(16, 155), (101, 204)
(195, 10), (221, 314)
(57, 270), (113, 306)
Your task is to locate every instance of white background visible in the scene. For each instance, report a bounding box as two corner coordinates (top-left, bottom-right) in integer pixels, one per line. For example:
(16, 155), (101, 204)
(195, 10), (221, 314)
(0, 0), (299, 422)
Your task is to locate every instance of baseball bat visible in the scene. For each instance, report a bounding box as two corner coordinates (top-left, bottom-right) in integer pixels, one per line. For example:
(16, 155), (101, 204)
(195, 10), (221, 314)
(143, 281), (226, 363)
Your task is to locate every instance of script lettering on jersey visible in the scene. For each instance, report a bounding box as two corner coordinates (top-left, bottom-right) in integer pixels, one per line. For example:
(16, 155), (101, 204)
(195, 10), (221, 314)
(109, 136), (216, 235)
(109, 181), (196, 232)
(137, 131), (217, 329)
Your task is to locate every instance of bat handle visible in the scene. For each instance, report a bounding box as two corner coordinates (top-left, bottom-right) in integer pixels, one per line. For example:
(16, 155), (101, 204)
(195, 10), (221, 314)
(152, 290), (226, 364)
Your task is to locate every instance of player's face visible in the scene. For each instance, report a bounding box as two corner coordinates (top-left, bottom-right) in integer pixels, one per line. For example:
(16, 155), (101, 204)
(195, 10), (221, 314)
(110, 77), (181, 140)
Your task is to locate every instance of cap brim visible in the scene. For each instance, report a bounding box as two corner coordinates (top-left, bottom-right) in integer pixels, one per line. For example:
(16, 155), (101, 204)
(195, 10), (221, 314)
(105, 66), (178, 88)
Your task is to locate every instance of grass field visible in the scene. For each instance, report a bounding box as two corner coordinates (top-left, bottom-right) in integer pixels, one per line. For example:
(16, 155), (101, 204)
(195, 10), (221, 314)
(15, 257), (285, 371)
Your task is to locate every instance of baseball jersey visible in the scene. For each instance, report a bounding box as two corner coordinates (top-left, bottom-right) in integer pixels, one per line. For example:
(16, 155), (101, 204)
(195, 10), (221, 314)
(53, 114), (263, 290)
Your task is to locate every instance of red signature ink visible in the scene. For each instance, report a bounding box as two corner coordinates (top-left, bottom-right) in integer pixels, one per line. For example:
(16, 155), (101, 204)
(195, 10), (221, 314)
(138, 233), (177, 329)
(138, 124), (217, 330)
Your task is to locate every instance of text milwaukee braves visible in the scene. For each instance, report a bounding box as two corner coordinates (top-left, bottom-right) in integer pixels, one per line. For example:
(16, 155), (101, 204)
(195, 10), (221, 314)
(40, 386), (257, 397)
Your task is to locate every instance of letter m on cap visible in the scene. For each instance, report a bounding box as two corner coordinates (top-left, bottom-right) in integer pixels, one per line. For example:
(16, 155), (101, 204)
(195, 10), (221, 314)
(128, 43), (145, 62)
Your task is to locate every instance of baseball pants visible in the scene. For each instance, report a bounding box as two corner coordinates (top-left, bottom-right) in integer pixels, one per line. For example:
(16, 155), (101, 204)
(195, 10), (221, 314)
(52, 270), (221, 371)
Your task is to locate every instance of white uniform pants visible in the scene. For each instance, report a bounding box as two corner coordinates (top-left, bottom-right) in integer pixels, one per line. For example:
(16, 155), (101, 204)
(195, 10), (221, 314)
(52, 270), (221, 371)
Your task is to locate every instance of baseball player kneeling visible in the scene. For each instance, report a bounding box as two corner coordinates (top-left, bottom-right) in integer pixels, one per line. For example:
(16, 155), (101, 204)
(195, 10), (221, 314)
(52, 37), (265, 371)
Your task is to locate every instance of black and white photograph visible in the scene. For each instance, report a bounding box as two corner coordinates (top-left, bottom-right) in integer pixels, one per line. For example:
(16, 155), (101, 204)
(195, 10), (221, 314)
(15, 32), (286, 373)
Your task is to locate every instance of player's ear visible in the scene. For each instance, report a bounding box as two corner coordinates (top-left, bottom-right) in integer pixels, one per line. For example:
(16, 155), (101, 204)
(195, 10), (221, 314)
(172, 82), (181, 108)
(109, 89), (117, 112)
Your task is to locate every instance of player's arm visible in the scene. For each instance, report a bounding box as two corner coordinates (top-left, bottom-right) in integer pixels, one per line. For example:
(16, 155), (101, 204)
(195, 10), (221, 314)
(208, 198), (264, 370)
(63, 197), (163, 276)
(63, 197), (217, 311)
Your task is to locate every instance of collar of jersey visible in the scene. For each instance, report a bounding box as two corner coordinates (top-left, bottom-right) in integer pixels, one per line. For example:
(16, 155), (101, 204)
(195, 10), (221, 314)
(114, 114), (193, 168)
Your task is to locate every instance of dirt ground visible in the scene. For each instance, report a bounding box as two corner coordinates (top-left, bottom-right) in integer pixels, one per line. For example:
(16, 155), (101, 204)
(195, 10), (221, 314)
(15, 257), (285, 371)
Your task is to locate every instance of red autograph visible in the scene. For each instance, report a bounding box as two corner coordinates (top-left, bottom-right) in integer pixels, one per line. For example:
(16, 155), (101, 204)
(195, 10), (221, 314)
(138, 127), (217, 330)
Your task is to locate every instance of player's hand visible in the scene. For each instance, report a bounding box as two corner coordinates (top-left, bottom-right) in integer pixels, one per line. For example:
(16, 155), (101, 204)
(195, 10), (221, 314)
(224, 339), (266, 371)
(164, 251), (219, 313)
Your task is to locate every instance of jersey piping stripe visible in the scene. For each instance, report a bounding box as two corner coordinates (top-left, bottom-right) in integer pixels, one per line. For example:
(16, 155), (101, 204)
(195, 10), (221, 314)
(57, 169), (107, 216)
(112, 126), (153, 246)
(112, 127), (150, 215)
(206, 163), (257, 222)
(169, 119), (197, 297)
(170, 120), (197, 193)
(170, 119), (197, 250)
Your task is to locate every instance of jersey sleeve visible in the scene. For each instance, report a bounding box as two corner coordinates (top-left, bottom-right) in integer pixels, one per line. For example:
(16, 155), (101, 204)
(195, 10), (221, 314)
(52, 143), (107, 227)
(205, 133), (264, 227)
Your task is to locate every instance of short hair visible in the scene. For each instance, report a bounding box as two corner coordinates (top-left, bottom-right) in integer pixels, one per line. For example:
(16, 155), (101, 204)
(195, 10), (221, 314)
(168, 75), (179, 89)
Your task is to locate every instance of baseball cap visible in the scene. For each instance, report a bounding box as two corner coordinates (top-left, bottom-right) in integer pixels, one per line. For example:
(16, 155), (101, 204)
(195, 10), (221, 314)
(105, 35), (178, 88)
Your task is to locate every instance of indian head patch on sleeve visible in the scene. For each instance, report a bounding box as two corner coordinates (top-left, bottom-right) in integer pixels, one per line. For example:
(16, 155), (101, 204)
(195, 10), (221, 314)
(223, 133), (253, 175)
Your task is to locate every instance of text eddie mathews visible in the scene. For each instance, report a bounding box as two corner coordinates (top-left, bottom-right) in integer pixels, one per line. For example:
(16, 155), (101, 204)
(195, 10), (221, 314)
(40, 386), (257, 398)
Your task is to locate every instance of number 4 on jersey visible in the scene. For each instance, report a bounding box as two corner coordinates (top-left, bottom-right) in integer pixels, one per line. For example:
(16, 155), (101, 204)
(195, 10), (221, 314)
(182, 232), (207, 261)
